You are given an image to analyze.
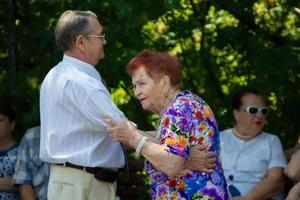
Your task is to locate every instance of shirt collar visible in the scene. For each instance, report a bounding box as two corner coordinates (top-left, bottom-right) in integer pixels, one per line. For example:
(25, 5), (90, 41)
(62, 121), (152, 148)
(62, 55), (101, 81)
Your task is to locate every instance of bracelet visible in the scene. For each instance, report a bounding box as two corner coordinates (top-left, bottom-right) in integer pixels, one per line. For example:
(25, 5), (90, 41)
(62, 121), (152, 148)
(135, 136), (148, 154)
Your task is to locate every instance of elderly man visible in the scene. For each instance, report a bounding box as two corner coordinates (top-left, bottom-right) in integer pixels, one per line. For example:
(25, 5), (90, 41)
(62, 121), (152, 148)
(39, 10), (125, 200)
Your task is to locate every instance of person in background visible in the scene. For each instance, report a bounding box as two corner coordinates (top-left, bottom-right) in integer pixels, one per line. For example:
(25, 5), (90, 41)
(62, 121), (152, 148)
(285, 149), (300, 200)
(0, 99), (19, 200)
(13, 126), (50, 200)
(285, 142), (300, 163)
(220, 88), (286, 200)
(106, 49), (230, 199)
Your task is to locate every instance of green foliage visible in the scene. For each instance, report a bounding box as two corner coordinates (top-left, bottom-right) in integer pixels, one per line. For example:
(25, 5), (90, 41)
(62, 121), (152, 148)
(0, 0), (299, 145)
(0, 0), (299, 197)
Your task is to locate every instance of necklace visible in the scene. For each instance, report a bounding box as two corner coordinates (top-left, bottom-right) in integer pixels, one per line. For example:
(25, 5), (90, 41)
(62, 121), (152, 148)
(156, 89), (181, 139)
(232, 127), (254, 141)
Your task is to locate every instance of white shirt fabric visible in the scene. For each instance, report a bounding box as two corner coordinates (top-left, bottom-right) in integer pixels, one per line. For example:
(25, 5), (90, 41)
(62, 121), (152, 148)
(220, 129), (287, 200)
(40, 55), (125, 168)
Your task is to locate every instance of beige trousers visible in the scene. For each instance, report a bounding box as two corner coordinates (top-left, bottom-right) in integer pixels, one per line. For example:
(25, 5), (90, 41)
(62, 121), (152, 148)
(47, 164), (116, 200)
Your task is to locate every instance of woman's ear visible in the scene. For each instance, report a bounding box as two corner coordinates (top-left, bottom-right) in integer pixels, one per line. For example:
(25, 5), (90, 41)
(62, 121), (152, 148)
(233, 109), (239, 122)
(10, 120), (15, 131)
(161, 75), (170, 89)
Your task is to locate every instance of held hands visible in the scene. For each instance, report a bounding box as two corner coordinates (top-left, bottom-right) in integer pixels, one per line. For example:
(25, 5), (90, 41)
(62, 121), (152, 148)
(105, 118), (142, 149)
(184, 143), (216, 173)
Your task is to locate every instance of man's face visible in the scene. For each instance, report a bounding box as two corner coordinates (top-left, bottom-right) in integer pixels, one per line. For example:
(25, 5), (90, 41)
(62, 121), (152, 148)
(83, 18), (107, 66)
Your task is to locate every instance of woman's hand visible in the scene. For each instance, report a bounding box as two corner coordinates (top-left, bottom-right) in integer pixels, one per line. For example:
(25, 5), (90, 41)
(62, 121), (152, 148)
(105, 118), (142, 149)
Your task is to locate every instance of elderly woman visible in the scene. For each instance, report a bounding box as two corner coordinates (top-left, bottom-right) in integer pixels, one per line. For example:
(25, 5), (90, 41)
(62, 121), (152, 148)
(106, 50), (230, 199)
(220, 88), (286, 200)
(0, 100), (19, 200)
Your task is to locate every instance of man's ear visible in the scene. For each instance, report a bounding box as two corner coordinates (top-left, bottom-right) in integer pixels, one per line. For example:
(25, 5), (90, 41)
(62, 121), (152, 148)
(74, 35), (86, 52)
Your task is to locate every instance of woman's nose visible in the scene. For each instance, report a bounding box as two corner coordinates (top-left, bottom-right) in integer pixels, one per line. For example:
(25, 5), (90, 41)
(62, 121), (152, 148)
(135, 89), (141, 98)
(255, 111), (265, 119)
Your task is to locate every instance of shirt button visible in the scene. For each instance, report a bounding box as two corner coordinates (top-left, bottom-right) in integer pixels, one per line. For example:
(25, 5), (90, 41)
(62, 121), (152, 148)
(57, 185), (63, 191)
(229, 175), (234, 181)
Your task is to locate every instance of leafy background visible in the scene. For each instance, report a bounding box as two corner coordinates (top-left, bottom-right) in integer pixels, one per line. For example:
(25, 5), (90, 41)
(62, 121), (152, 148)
(1, 0), (299, 198)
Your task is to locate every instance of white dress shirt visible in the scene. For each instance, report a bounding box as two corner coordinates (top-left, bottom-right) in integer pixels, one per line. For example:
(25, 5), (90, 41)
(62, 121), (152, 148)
(40, 55), (125, 168)
(220, 129), (287, 200)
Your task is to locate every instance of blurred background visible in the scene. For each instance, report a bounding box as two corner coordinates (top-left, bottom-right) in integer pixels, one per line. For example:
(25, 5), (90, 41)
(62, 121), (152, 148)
(0, 0), (299, 198)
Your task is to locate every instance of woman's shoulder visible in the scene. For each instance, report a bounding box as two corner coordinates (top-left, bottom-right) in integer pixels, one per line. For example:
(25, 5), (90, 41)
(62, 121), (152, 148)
(258, 132), (283, 145)
(259, 131), (280, 140)
(220, 128), (234, 140)
(173, 90), (210, 108)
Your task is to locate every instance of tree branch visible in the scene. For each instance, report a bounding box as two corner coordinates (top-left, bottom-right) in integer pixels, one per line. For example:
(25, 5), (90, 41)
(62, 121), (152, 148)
(216, 0), (288, 45)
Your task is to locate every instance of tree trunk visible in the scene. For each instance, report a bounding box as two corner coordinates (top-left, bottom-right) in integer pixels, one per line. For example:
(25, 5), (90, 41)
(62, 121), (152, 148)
(7, 0), (17, 96)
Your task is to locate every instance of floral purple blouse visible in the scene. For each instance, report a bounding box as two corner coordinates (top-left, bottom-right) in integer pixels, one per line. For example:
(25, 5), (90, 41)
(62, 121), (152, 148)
(145, 90), (230, 200)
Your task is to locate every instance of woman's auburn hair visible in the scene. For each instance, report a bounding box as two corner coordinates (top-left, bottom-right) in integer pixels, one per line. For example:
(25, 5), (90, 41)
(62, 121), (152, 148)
(126, 49), (181, 87)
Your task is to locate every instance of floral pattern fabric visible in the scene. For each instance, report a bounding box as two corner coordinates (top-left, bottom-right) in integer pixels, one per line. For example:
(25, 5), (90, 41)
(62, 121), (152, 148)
(0, 143), (20, 200)
(145, 90), (230, 200)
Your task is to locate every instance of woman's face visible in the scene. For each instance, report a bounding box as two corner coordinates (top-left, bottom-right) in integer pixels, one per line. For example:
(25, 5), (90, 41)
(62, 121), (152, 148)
(234, 94), (267, 136)
(132, 66), (166, 113)
(0, 113), (14, 139)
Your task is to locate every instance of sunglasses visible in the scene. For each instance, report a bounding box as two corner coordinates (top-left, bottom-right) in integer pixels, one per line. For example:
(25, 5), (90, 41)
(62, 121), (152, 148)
(243, 106), (269, 116)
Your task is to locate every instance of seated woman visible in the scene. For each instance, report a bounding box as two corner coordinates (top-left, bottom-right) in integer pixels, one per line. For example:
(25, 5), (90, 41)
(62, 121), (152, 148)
(285, 149), (300, 200)
(0, 99), (19, 199)
(106, 49), (230, 199)
(220, 88), (286, 200)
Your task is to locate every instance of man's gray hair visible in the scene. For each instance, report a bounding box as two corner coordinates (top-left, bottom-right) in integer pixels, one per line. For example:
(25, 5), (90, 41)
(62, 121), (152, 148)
(55, 10), (98, 51)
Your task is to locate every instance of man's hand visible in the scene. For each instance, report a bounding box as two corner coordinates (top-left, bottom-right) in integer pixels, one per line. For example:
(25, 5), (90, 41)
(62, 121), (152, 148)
(184, 143), (216, 172)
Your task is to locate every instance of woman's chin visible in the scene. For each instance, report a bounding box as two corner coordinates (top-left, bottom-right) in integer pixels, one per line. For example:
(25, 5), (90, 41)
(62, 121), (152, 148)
(141, 103), (148, 110)
(141, 104), (154, 112)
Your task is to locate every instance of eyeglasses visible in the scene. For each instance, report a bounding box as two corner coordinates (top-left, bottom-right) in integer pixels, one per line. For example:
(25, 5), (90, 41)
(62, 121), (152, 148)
(243, 106), (269, 116)
(84, 33), (105, 40)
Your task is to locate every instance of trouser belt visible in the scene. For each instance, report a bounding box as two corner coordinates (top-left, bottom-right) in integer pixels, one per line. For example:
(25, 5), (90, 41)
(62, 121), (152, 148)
(56, 162), (119, 183)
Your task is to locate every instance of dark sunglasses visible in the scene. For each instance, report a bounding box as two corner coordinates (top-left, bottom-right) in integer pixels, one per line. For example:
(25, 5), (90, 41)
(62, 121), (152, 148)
(243, 106), (269, 116)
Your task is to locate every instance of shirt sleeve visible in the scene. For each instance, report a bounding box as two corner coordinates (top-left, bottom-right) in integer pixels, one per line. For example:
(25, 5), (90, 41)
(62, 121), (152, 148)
(81, 86), (125, 130)
(12, 135), (32, 185)
(268, 135), (287, 169)
(160, 99), (197, 159)
(160, 97), (219, 160)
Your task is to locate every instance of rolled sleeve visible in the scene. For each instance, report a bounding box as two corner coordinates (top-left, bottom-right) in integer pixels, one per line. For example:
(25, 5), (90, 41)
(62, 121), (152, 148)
(268, 135), (287, 169)
(81, 87), (125, 129)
